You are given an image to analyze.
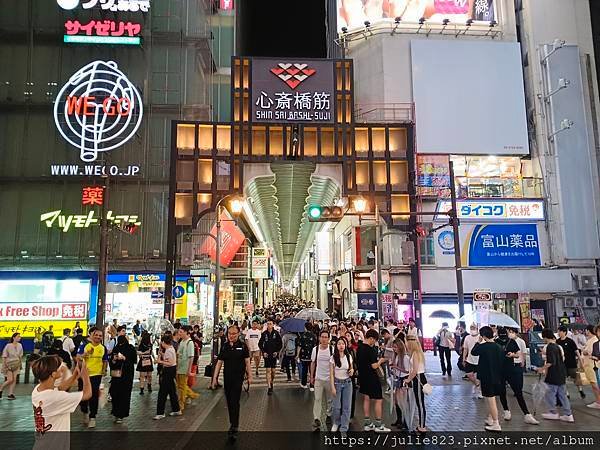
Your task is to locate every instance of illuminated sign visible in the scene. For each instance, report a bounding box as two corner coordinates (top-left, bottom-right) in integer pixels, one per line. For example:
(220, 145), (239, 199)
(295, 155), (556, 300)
(129, 274), (161, 282)
(435, 200), (544, 221)
(64, 20), (142, 45)
(57, 0), (150, 12)
(220, 0), (234, 10)
(0, 321), (88, 339)
(251, 59), (335, 123)
(41, 210), (141, 232)
(0, 303), (87, 321)
(252, 247), (270, 279)
(82, 186), (104, 206)
(53, 61), (143, 162)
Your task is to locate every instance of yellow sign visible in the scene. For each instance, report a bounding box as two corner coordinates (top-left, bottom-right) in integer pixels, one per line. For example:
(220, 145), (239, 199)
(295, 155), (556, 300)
(0, 320), (88, 339)
(41, 210), (141, 232)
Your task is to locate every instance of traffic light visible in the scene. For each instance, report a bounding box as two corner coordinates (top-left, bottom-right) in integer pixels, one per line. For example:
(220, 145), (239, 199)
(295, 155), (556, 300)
(307, 204), (344, 222)
(186, 278), (195, 293)
(381, 283), (389, 294)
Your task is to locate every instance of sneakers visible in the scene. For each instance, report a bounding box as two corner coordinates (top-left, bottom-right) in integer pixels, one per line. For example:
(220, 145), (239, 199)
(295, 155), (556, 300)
(267, 387), (273, 395)
(331, 423), (339, 432)
(82, 413), (90, 425)
(286, 379), (292, 383)
(169, 411), (183, 416)
(114, 418), (123, 424)
(139, 389), (144, 395)
(309, 386), (315, 392)
(301, 384), (308, 389)
(484, 421), (501, 432)
(559, 415), (575, 423)
(185, 398), (192, 405)
(579, 390), (586, 399)
(153, 414), (166, 420)
(524, 414), (540, 425)
(485, 415), (493, 426)
(586, 402), (600, 409)
(503, 410), (512, 421)
(374, 424), (391, 433)
(542, 412), (559, 420)
(6, 394), (16, 400)
(88, 418), (96, 428)
(313, 419), (321, 430)
(363, 422), (375, 431)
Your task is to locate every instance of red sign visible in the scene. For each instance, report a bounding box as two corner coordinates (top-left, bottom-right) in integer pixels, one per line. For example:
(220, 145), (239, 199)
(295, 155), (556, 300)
(198, 210), (245, 267)
(65, 20), (141, 37)
(82, 186), (104, 206)
(270, 63), (317, 90)
(67, 96), (132, 117)
(220, 0), (234, 11)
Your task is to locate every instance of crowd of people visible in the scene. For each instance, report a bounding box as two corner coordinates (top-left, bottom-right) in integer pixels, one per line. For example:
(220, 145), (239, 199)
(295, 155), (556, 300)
(1, 296), (599, 443)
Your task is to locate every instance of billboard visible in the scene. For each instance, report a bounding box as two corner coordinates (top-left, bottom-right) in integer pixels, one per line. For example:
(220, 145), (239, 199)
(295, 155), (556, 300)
(435, 223), (542, 268)
(251, 59), (335, 123)
(416, 155), (450, 196)
(434, 200), (545, 222)
(198, 210), (246, 267)
(337, 0), (495, 32)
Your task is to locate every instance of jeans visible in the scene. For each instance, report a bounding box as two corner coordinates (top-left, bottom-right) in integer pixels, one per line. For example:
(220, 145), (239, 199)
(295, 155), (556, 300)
(299, 360), (311, 386)
(333, 378), (352, 432)
(80, 375), (102, 418)
(282, 355), (296, 380)
(545, 383), (572, 416)
(157, 366), (179, 415)
(313, 378), (333, 421)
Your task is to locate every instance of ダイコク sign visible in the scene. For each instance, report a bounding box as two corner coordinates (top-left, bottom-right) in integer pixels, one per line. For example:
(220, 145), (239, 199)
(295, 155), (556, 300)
(53, 61), (143, 162)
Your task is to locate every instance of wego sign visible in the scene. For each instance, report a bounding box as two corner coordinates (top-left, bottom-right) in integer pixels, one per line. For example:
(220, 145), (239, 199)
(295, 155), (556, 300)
(251, 59), (335, 123)
(53, 61), (143, 162)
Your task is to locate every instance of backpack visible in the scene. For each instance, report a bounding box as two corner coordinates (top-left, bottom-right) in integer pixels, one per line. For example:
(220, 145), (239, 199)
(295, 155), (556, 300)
(285, 336), (296, 356)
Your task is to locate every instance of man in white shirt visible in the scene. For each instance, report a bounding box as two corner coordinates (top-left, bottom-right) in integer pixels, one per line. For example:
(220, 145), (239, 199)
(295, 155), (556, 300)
(31, 355), (92, 450)
(60, 328), (75, 355)
(437, 322), (455, 377)
(462, 324), (483, 398)
(244, 320), (262, 377)
(406, 318), (421, 339)
(310, 330), (333, 431)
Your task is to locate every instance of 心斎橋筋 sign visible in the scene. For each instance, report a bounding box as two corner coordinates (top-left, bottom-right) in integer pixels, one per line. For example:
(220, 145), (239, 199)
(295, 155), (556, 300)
(251, 59), (335, 123)
(53, 61), (143, 162)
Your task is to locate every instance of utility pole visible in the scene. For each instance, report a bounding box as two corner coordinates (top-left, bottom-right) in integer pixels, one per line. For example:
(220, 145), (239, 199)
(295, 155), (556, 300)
(375, 203), (383, 321)
(96, 175), (109, 330)
(449, 161), (465, 317)
(211, 205), (222, 366)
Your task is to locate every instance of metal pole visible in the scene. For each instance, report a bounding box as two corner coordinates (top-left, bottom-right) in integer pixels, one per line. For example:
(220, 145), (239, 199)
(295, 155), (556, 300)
(211, 205), (222, 365)
(449, 161), (465, 317)
(96, 176), (109, 330)
(375, 203), (383, 321)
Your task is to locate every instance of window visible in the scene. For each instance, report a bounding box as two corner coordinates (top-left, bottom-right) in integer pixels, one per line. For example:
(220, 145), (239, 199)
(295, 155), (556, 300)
(419, 235), (435, 265)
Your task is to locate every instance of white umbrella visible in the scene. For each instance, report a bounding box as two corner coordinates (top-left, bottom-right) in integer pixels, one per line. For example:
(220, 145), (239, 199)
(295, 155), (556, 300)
(458, 310), (519, 328)
(295, 308), (330, 321)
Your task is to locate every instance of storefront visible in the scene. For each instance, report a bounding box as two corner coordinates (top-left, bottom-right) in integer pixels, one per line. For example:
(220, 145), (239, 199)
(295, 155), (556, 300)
(0, 271), (97, 349)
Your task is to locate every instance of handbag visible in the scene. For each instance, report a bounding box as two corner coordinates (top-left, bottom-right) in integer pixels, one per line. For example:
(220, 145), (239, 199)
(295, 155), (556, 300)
(141, 356), (152, 367)
(204, 364), (213, 378)
(418, 376), (433, 395)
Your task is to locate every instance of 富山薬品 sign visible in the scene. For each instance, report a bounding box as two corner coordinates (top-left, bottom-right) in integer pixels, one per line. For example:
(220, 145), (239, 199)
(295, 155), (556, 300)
(251, 59), (335, 123)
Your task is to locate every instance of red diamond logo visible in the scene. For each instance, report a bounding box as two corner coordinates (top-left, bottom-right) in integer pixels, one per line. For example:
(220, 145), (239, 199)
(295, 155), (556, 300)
(270, 63), (317, 89)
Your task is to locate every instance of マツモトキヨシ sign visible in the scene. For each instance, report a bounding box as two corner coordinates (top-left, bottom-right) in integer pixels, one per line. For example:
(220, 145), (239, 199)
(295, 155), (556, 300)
(53, 61), (143, 162)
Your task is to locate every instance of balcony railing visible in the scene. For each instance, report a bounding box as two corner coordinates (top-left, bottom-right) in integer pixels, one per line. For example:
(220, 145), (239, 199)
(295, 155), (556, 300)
(354, 103), (414, 124)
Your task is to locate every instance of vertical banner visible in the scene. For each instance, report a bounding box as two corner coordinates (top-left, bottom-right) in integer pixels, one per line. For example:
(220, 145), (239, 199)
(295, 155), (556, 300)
(416, 155), (450, 197)
(518, 294), (533, 332)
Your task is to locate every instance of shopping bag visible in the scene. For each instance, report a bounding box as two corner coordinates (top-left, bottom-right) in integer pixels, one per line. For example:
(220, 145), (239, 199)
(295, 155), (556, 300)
(531, 374), (548, 416)
(575, 367), (590, 386)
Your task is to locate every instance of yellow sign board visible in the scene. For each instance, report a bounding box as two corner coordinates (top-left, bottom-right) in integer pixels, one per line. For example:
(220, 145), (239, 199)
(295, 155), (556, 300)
(0, 320), (88, 339)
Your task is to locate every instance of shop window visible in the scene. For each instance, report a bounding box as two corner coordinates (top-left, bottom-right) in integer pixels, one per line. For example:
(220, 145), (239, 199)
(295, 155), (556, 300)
(419, 235), (435, 265)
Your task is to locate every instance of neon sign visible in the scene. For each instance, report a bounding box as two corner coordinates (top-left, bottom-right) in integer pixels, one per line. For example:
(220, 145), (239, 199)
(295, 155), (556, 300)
(53, 61), (143, 162)
(64, 20), (142, 45)
(82, 186), (104, 206)
(41, 210), (141, 232)
(57, 0), (150, 12)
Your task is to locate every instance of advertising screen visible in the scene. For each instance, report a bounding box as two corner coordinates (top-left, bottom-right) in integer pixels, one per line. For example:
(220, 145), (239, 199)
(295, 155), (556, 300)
(337, 0), (495, 32)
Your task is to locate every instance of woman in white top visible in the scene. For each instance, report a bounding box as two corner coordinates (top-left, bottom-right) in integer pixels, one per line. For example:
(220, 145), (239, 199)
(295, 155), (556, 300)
(390, 337), (410, 429)
(404, 336), (427, 432)
(329, 337), (354, 434)
(1, 332), (24, 400)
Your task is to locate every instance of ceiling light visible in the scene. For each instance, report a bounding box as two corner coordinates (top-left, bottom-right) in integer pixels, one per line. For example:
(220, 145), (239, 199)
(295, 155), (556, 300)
(230, 197), (244, 214)
(354, 197), (368, 214)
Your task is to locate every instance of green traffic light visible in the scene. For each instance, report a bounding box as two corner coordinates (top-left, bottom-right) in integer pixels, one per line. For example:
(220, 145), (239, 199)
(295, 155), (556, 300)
(308, 205), (322, 219)
(186, 278), (194, 293)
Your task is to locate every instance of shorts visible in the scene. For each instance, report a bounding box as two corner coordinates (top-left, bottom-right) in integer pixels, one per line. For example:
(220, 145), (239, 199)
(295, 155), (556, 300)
(480, 382), (501, 398)
(464, 363), (477, 374)
(264, 356), (278, 368)
(359, 376), (383, 400)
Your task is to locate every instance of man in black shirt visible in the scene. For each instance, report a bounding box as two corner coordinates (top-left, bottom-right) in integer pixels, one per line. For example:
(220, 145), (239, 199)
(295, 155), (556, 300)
(538, 328), (574, 422)
(557, 325), (585, 399)
(212, 325), (251, 439)
(258, 320), (282, 395)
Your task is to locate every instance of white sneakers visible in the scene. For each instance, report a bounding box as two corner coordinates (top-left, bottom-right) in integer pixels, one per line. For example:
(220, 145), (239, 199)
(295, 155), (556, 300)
(153, 414), (166, 420)
(169, 411), (183, 416)
(503, 410), (512, 421)
(586, 402), (600, 409)
(542, 412), (559, 420)
(484, 421), (501, 432)
(82, 413), (90, 425)
(363, 423), (375, 431)
(559, 415), (575, 422)
(88, 418), (96, 428)
(524, 414), (540, 425)
(331, 424), (339, 432)
(374, 424), (391, 433)
(485, 415), (493, 426)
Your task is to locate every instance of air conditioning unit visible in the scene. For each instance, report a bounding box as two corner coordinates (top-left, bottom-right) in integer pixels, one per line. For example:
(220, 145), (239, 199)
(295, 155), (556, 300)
(582, 297), (599, 309)
(563, 297), (581, 308)
(577, 275), (598, 291)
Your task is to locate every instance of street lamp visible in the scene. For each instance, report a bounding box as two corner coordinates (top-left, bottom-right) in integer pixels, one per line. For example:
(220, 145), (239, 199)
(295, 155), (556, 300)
(353, 196), (368, 214)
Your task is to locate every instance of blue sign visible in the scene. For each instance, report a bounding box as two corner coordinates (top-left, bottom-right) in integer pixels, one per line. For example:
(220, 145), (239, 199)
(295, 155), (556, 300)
(437, 230), (454, 254)
(151, 290), (164, 299)
(466, 224), (541, 267)
(357, 293), (378, 312)
(172, 285), (185, 299)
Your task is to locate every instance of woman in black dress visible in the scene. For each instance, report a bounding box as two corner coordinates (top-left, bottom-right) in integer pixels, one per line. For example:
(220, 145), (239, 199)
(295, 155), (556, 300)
(137, 331), (154, 394)
(109, 335), (137, 423)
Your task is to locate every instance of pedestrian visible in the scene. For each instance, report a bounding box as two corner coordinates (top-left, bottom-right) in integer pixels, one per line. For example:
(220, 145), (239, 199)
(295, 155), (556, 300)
(581, 325), (600, 409)
(357, 329), (390, 433)
(538, 328), (574, 422)
(47, 339), (72, 370)
(258, 320), (282, 395)
(60, 329), (75, 356)
(471, 326), (507, 431)
(390, 337), (410, 429)
(211, 325), (252, 440)
(1, 332), (23, 400)
(78, 327), (107, 428)
(556, 325), (586, 399)
(404, 335), (428, 432)
(153, 334), (181, 420)
(406, 318), (420, 340)
(329, 336), (353, 435)
(243, 320), (262, 377)
(436, 322), (455, 377)
(72, 328), (85, 358)
(137, 331), (154, 395)
(108, 335), (137, 423)
(33, 327), (43, 355)
(176, 326), (199, 411)
(281, 331), (298, 382)
(592, 326), (600, 387)
(462, 324), (483, 398)
(297, 322), (317, 390)
(41, 326), (55, 355)
(311, 329), (333, 431)
(133, 320), (142, 346)
(495, 327), (539, 425)
(31, 355), (92, 450)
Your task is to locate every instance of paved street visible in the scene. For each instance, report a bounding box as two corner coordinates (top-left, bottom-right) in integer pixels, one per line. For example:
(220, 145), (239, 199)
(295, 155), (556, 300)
(2, 353), (599, 439)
